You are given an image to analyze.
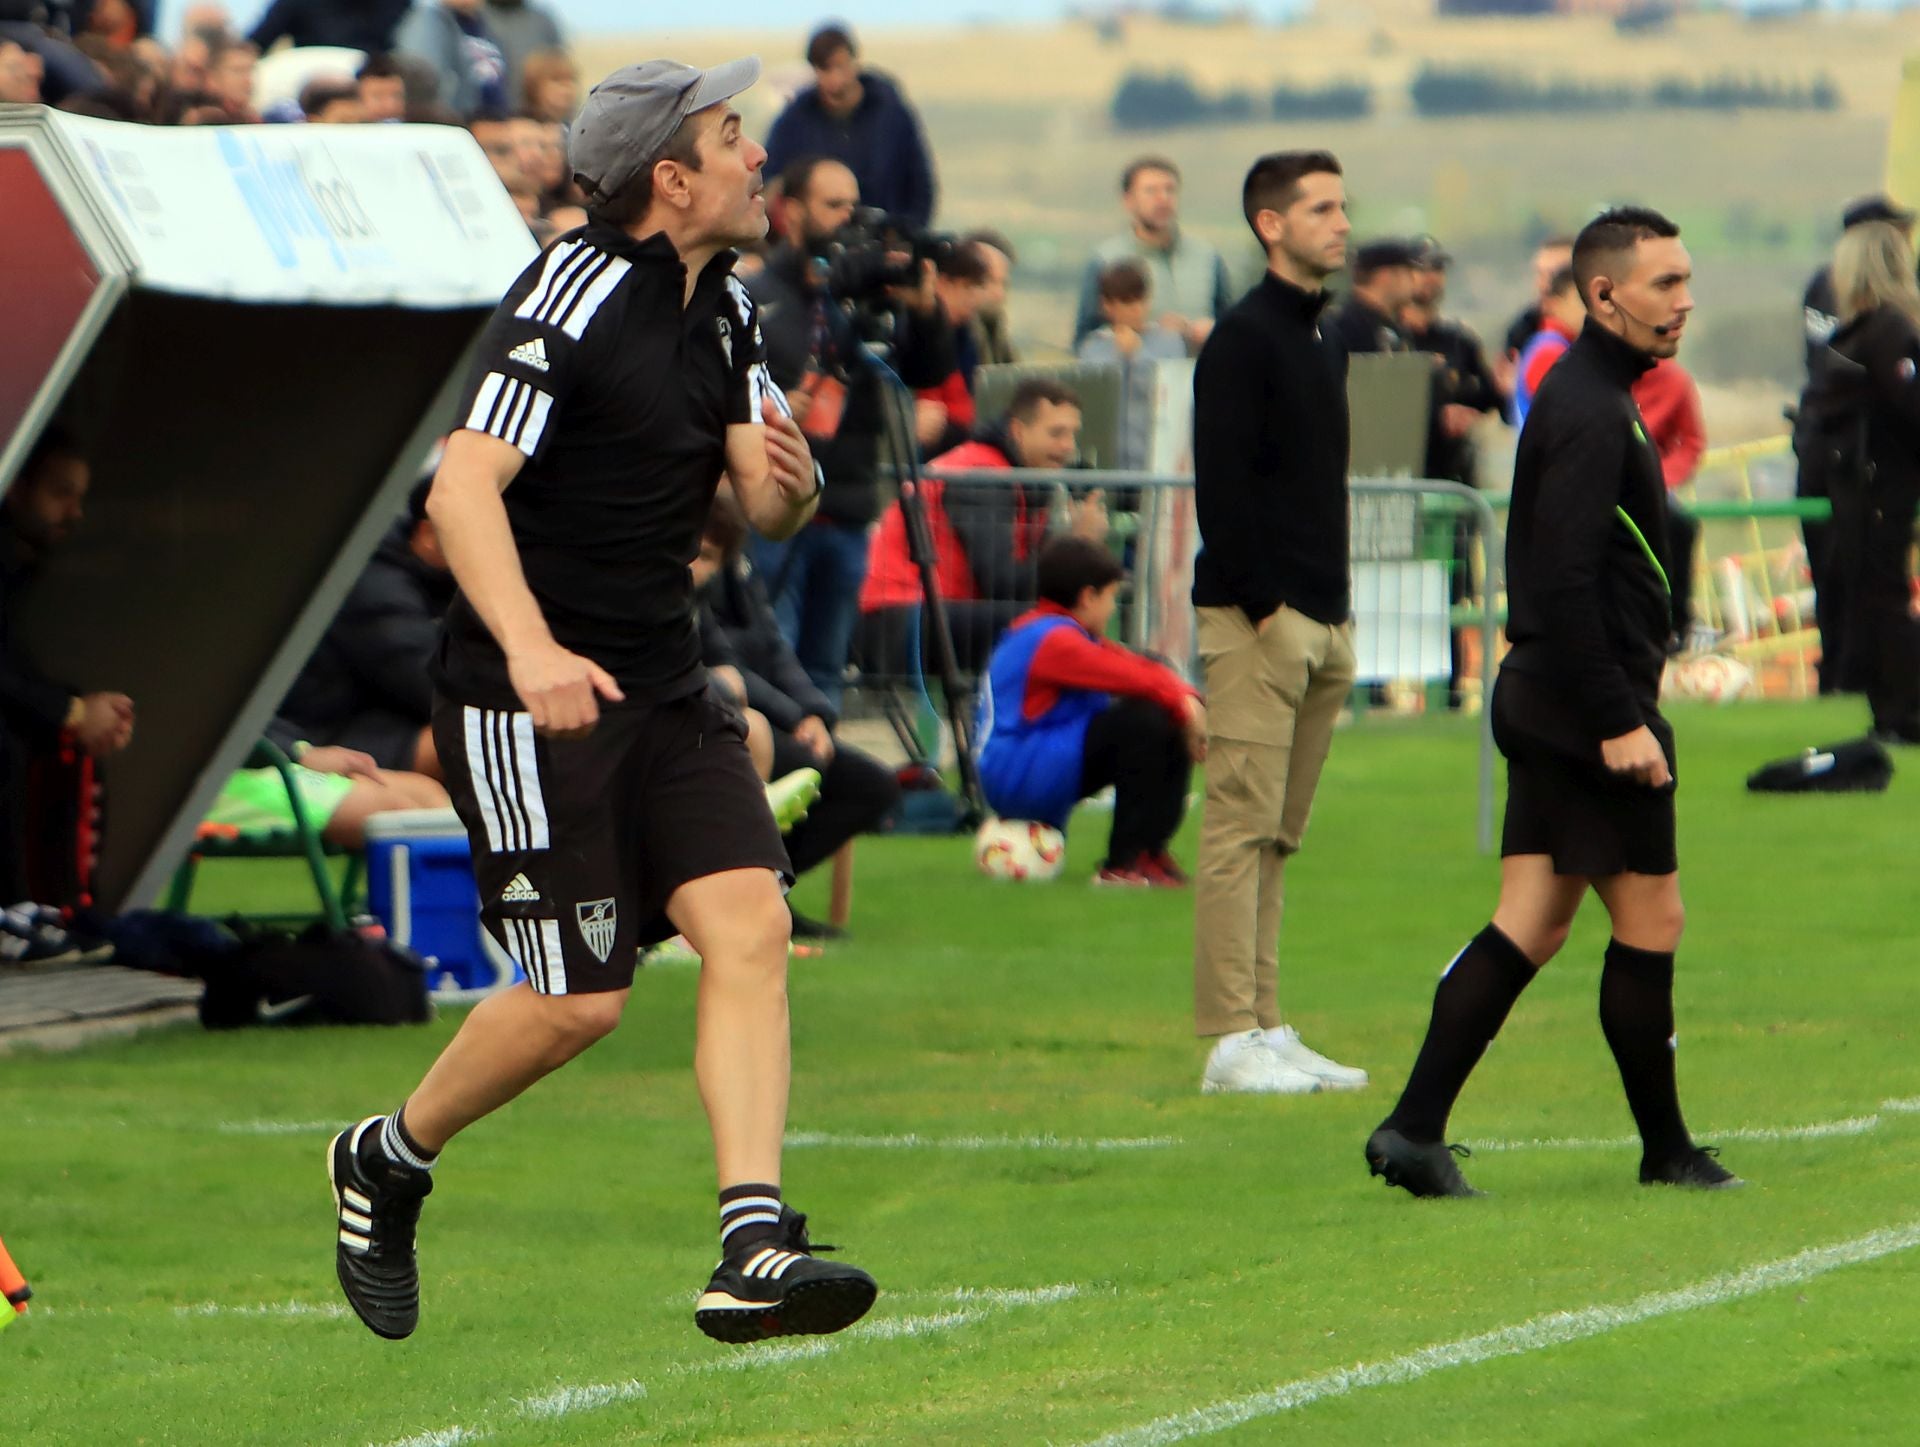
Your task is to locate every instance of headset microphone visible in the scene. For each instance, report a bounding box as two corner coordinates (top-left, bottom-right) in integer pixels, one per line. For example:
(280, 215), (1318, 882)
(1599, 286), (1674, 337)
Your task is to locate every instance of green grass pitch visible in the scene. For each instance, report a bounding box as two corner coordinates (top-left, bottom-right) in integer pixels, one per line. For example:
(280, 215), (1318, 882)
(7, 699), (1919, 1444)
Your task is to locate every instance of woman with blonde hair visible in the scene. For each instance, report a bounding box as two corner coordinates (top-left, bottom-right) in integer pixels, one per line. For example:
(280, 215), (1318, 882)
(1807, 219), (1920, 740)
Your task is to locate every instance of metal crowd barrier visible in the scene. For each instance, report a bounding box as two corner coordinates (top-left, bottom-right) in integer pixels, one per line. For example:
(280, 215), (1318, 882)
(891, 467), (1505, 852)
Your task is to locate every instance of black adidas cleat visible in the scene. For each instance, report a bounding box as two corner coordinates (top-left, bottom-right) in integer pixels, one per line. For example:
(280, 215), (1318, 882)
(695, 1204), (878, 1345)
(328, 1116), (432, 1340)
(1366, 1125), (1485, 1199)
(1640, 1145), (1743, 1190)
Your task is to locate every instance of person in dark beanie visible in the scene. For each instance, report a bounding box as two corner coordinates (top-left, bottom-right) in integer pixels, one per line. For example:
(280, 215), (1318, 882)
(1367, 206), (1740, 1200)
(270, 477), (456, 779)
(1189, 150), (1363, 1098)
(975, 536), (1203, 887)
(763, 23), (937, 227)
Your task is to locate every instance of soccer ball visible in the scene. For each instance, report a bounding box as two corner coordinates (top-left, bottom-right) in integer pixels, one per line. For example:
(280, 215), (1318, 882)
(1662, 652), (1756, 705)
(973, 817), (1067, 882)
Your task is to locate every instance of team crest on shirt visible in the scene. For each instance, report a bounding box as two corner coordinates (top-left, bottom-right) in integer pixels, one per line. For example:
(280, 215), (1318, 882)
(576, 898), (617, 962)
(717, 316), (734, 368)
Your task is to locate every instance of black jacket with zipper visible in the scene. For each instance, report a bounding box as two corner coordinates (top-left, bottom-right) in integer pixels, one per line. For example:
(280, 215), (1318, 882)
(1500, 321), (1672, 749)
(1191, 272), (1351, 625)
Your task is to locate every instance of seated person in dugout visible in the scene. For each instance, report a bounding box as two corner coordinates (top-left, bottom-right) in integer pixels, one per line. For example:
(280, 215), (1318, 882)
(975, 536), (1205, 888)
(206, 732), (451, 851)
(1, 428), (135, 900)
(694, 492), (899, 936)
(272, 477), (457, 781)
(857, 378), (1106, 678)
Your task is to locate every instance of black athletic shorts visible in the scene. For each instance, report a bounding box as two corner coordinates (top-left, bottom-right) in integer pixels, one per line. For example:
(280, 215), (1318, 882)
(433, 689), (792, 995)
(1492, 674), (1678, 878)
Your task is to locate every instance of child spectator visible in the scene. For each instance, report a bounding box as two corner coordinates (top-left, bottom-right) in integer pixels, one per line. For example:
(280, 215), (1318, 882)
(1075, 258), (1187, 470)
(976, 536), (1204, 887)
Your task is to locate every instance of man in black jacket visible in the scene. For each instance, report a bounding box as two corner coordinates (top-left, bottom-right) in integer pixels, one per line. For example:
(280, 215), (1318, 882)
(1367, 207), (1740, 1200)
(1190, 151), (1365, 1098)
(695, 494), (898, 934)
(272, 480), (455, 778)
(748, 154), (952, 710)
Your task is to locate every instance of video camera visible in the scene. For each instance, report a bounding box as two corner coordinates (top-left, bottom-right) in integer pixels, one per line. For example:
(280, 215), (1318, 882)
(813, 206), (960, 303)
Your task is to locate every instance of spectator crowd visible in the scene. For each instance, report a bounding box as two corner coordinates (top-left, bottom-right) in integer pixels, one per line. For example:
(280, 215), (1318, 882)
(4, 7), (1913, 949)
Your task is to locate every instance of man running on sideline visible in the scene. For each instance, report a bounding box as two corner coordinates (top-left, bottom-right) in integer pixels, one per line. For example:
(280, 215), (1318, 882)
(326, 56), (878, 1346)
(1366, 208), (1740, 1198)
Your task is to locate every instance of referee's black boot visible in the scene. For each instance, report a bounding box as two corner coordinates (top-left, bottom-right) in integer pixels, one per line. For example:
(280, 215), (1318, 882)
(1365, 1126), (1485, 1199)
(1640, 1145), (1743, 1190)
(696, 1204), (878, 1344)
(328, 1116), (432, 1339)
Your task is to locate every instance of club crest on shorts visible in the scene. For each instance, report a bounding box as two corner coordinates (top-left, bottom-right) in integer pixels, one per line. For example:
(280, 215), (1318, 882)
(576, 898), (617, 962)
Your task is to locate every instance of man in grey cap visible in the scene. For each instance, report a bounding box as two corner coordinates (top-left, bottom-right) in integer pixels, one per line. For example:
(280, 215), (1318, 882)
(326, 56), (879, 1349)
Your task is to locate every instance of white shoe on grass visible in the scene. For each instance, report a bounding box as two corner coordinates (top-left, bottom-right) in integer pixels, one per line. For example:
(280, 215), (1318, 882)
(1201, 1029), (1322, 1095)
(1266, 1026), (1369, 1090)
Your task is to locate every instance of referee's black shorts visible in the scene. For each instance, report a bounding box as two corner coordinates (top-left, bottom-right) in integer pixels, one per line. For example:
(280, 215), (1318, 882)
(1492, 675), (1678, 878)
(432, 689), (792, 995)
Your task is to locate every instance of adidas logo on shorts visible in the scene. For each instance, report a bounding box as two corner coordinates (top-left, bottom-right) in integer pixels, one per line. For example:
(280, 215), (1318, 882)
(507, 337), (549, 373)
(500, 873), (541, 904)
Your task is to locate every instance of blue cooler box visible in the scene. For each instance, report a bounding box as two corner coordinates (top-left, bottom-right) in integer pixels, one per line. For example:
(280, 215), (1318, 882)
(363, 809), (522, 997)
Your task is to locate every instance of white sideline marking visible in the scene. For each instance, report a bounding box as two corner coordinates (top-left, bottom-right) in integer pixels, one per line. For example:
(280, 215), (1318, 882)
(176, 1300), (347, 1319)
(1080, 1220), (1920, 1447)
(515, 1380), (647, 1419)
(785, 1131), (1180, 1152)
(380, 1431), (489, 1447)
(371, 1283), (1079, 1445)
(1469, 1097), (1920, 1154)
(217, 1120), (338, 1135)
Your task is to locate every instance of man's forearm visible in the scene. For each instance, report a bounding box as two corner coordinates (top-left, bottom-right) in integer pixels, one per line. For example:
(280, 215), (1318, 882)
(740, 482), (819, 542)
(427, 468), (552, 656)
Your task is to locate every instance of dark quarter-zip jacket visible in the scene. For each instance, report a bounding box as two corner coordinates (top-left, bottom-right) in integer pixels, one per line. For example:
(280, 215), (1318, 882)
(1501, 320), (1674, 749)
(1191, 272), (1352, 626)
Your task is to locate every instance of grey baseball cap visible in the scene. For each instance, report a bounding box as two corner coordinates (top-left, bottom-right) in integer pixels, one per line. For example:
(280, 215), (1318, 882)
(568, 56), (761, 208)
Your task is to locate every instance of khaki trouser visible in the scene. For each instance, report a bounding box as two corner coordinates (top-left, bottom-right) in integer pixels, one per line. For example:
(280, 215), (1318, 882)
(1192, 604), (1357, 1037)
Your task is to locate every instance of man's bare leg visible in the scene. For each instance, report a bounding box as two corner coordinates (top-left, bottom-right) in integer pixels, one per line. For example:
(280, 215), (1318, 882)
(670, 867), (879, 1341)
(668, 867), (792, 1186)
(402, 985), (629, 1152)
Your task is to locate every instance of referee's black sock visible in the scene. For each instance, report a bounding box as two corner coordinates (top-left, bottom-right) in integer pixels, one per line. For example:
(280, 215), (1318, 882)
(1382, 924), (1537, 1144)
(1600, 940), (1692, 1165)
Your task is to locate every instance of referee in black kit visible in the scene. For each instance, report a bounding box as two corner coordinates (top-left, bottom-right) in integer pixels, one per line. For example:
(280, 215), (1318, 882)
(1366, 208), (1741, 1198)
(324, 57), (879, 1346)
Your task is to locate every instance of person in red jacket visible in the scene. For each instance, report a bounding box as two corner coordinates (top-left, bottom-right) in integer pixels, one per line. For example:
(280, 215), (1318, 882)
(976, 537), (1206, 886)
(858, 378), (1106, 677)
(1634, 357), (1707, 643)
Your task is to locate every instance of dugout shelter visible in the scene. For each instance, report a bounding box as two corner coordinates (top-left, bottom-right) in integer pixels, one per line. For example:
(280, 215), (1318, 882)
(0, 107), (535, 913)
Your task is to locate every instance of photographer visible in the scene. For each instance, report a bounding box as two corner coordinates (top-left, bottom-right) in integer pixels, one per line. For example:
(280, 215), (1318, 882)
(746, 155), (955, 709)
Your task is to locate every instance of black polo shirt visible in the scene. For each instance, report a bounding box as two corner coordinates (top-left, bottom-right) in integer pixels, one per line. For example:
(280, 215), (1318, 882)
(434, 224), (776, 709)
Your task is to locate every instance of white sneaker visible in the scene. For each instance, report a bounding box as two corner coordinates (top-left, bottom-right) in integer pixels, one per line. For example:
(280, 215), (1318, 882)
(1265, 1026), (1369, 1090)
(1201, 1029), (1323, 1095)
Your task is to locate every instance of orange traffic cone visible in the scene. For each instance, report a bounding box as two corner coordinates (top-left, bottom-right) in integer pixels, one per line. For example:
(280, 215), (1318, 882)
(0, 1236), (31, 1329)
